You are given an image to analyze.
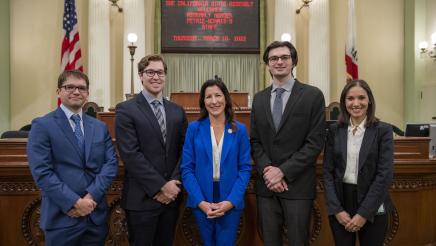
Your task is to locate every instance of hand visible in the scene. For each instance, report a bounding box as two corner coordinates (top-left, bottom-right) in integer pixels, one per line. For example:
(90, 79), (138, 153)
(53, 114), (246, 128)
(160, 180), (181, 201)
(268, 179), (289, 193)
(263, 166), (285, 188)
(198, 201), (214, 216)
(84, 193), (94, 201)
(345, 214), (367, 232)
(67, 208), (81, 218)
(74, 197), (96, 216)
(154, 191), (172, 204)
(207, 201), (234, 219)
(335, 211), (351, 226)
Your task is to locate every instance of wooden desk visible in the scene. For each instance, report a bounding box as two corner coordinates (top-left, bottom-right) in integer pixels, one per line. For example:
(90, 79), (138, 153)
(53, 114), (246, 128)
(98, 108), (251, 140)
(1, 133), (435, 245)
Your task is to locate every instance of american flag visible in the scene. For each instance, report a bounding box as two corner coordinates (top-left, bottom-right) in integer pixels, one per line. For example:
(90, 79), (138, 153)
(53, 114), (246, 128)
(61, 0), (83, 72)
(345, 0), (358, 81)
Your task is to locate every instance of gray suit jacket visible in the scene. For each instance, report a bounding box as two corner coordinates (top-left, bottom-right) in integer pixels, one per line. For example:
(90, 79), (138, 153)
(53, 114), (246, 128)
(323, 121), (394, 222)
(250, 80), (326, 199)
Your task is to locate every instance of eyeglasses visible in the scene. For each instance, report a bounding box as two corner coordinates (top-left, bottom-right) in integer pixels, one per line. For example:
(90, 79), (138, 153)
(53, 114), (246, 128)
(60, 85), (88, 93)
(142, 69), (166, 78)
(268, 55), (292, 64)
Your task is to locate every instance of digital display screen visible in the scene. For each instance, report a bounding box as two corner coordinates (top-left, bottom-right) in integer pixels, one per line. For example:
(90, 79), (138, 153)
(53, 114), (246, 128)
(161, 0), (259, 53)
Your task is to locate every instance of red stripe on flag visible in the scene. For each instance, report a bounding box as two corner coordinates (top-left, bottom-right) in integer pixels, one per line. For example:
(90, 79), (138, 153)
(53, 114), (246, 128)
(73, 49), (82, 63)
(68, 33), (80, 52)
(61, 36), (70, 54)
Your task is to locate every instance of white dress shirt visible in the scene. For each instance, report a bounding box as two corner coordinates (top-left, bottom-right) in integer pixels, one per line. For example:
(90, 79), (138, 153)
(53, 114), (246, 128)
(210, 126), (224, 181)
(343, 118), (366, 184)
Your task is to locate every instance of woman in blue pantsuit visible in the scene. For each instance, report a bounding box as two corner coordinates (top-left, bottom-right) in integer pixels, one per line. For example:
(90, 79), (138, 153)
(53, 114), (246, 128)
(181, 77), (251, 246)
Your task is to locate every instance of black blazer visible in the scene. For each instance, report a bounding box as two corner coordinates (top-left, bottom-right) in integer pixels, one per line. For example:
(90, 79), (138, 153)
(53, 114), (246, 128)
(323, 121), (394, 222)
(250, 80), (326, 199)
(115, 94), (187, 210)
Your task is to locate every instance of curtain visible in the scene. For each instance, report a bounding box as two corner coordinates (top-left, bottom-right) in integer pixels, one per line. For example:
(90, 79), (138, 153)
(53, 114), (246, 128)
(162, 54), (260, 100)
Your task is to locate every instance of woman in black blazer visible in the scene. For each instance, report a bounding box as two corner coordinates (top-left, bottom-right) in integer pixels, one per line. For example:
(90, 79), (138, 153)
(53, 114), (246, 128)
(323, 80), (394, 246)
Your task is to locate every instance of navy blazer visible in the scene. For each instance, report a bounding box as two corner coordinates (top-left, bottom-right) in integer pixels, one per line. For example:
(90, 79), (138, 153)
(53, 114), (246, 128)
(323, 121), (394, 222)
(27, 108), (118, 230)
(181, 118), (251, 210)
(115, 94), (187, 210)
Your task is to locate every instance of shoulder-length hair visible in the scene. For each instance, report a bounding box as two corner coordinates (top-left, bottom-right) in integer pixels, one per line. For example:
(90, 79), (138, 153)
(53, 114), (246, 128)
(198, 76), (236, 131)
(338, 79), (379, 127)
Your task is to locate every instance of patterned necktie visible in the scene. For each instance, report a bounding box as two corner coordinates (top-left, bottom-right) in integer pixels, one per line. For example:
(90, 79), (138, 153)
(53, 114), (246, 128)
(272, 88), (286, 130)
(70, 114), (85, 154)
(151, 100), (166, 143)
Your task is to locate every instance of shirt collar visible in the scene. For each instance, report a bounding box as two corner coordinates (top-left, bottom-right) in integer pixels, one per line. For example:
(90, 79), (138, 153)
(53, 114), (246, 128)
(141, 90), (163, 105)
(271, 78), (295, 94)
(60, 104), (83, 120)
(348, 117), (367, 132)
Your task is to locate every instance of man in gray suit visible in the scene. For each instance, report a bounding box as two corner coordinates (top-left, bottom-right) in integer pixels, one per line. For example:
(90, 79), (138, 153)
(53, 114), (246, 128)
(250, 41), (326, 246)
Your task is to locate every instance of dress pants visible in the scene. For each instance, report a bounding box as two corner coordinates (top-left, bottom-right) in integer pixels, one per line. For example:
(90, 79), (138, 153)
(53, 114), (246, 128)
(328, 183), (388, 246)
(193, 182), (242, 246)
(44, 216), (108, 246)
(125, 205), (179, 246)
(257, 196), (313, 246)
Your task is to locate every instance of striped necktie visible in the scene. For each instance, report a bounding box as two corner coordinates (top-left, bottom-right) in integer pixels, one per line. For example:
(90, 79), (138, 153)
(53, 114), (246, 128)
(151, 100), (166, 143)
(70, 114), (85, 154)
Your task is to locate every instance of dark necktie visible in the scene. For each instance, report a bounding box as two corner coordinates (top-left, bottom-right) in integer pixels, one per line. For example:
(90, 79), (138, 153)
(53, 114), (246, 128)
(70, 114), (85, 154)
(151, 100), (166, 143)
(272, 88), (286, 130)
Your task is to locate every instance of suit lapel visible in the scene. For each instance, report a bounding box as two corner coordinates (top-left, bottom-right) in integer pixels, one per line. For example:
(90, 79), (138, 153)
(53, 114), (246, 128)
(262, 86), (276, 133)
(339, 126), (348, 168)
(83, 114), (95, 162)
(54, 108), (84, 160)
(220, 122), (235, 165)
(358, 126), (376, 170)
(135, 94), (165, 146)
(277, 80), (303, 132)
(199, 118), (213, 164)
(163, 99), (173, 151)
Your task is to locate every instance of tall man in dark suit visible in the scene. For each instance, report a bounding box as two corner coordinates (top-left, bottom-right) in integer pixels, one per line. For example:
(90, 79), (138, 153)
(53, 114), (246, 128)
(250, 41), (326, 245)
(27, 70), (118, 246)
(115, 55), (188, 246)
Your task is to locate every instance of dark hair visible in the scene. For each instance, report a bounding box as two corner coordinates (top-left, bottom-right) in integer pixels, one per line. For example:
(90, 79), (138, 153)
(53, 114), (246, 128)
(57, 70), (89, 89)
(137, 55), (168, 74)
(263, 41), (298, 70)
(199, 76), (236, 131)
(338, 79), (379, 127)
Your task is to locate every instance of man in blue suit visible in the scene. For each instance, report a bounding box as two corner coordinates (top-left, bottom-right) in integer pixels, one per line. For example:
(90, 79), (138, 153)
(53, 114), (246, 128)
(27, 70), (118, 246)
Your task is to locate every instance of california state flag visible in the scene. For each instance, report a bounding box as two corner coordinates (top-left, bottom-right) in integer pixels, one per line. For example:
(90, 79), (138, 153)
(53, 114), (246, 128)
(345, 0), (358, 81)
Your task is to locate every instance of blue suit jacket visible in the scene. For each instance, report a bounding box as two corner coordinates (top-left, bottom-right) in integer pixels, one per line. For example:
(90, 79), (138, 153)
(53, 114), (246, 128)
(27, 108), (118, 230)
(181, 118), (251, 210)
